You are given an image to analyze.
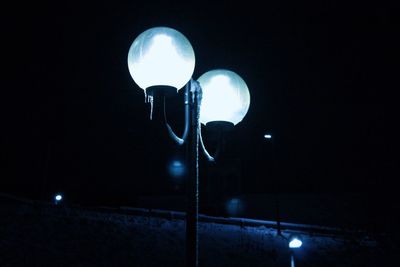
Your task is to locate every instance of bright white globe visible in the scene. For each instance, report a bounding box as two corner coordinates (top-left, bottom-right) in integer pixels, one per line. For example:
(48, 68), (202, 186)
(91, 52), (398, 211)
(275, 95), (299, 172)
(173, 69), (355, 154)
(198, 69), (250, 125)
(289, 238), (302, 248)
(127, 27), (195, 90)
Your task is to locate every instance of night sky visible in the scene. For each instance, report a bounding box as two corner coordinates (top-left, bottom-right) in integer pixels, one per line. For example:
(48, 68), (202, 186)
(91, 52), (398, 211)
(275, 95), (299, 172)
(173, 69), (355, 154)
(2, 1), (396, 208)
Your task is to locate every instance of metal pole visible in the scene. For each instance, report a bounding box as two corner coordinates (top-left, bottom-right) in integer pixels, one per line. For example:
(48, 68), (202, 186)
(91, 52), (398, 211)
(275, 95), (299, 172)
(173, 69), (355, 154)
(290, 252), (295, 267)
(186, 80), (201, 267)
(271, 136), (282, 236)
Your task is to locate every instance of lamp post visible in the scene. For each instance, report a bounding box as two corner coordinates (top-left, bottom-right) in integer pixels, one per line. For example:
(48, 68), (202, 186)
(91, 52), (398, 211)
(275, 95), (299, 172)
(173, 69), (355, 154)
(54, 193), (63, 205)
(127, 26), (250, 267)
(264, 132), (282, 236)
(288, 236), (302, 267)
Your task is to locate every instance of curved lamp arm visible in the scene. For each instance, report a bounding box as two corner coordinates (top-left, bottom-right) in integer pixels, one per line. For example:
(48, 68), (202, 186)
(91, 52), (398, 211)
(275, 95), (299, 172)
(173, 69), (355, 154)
(199, 121), (234, 163)
(164, 82), (191, 145)
(199, 125), (215, 162)
(163, 78), (218, 163)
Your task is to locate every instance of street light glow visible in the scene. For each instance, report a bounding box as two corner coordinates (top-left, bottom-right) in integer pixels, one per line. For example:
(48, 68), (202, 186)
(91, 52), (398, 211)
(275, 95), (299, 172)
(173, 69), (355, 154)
(289, 237), (302, 248)
(264, 134), (272, 139)
(127, 27), (195, 91)
(167, 159), (186, 178)
(198, 69), (250, 125)
(54, 194), (63, 204)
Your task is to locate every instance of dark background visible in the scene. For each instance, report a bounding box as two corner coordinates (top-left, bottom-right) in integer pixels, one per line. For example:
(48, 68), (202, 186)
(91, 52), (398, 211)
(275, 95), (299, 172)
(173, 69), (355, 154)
(1, 1), (397, 216)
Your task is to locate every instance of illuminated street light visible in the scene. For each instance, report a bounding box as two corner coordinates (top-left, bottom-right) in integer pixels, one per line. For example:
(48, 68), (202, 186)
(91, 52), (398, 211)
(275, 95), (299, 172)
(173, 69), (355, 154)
(263, 131), (280, 235)
(127, 26), (251, 267)
(198, 69), (250, 126)
(288, 236), (302, 267)
(127, 27), (195, 91)
(289, 237), (302, 248)
(54, 193), (63, 205)
(264, 134), (272, 139)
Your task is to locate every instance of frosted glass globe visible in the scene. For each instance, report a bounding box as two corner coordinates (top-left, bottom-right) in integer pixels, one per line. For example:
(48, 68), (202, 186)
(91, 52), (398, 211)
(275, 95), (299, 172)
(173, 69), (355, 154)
(198, 69), (250, 125)
(289, 238), (302, 248)
(127, 27), (195, 90)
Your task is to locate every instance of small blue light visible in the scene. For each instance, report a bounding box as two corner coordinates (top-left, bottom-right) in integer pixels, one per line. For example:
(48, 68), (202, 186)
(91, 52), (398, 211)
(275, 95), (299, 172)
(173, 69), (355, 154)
(289, 238), (302, 248)
(167, 159), (186, 178)
(225, 198), (245, 217)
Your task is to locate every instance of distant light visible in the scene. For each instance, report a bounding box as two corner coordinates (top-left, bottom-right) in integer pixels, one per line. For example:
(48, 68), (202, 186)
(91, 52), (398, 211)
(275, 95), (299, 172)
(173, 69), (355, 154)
(289, 237), (302, 248)
(54, 194), (63, 204)
(264, 134), (272, 139)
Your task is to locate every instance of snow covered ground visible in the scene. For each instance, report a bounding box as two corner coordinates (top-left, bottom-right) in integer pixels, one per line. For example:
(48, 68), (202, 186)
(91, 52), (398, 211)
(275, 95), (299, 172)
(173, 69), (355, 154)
(0, 194), (397, 267)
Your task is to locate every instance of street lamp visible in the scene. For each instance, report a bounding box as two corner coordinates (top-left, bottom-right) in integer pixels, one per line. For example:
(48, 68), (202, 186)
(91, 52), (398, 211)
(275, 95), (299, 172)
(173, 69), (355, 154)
(264, 134), (272, 139)
(289, 237), (302, 249)
(127, 26), (250, 267)
(288, 236), (303, 267)
(264, 131), (281, 236)
(54, 193), (63, 205)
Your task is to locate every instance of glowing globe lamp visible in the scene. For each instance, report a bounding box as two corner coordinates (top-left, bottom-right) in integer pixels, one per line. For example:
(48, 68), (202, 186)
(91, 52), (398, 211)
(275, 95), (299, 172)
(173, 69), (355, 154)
(54, 193), (63, 205)
(127, 27), (195, 91)
(198, 69), (250, 125)
(289, 237), (302, 249)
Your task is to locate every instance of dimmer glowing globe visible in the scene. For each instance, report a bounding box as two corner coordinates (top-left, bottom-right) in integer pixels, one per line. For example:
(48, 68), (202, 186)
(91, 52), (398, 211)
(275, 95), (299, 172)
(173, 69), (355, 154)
(198, 69), (250, 125)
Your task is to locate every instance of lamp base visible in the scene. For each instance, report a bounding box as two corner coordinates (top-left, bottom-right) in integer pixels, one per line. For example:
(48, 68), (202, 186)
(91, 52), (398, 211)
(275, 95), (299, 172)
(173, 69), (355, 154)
(146, 85), (177, 98)
(205, 121), (234, 133)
